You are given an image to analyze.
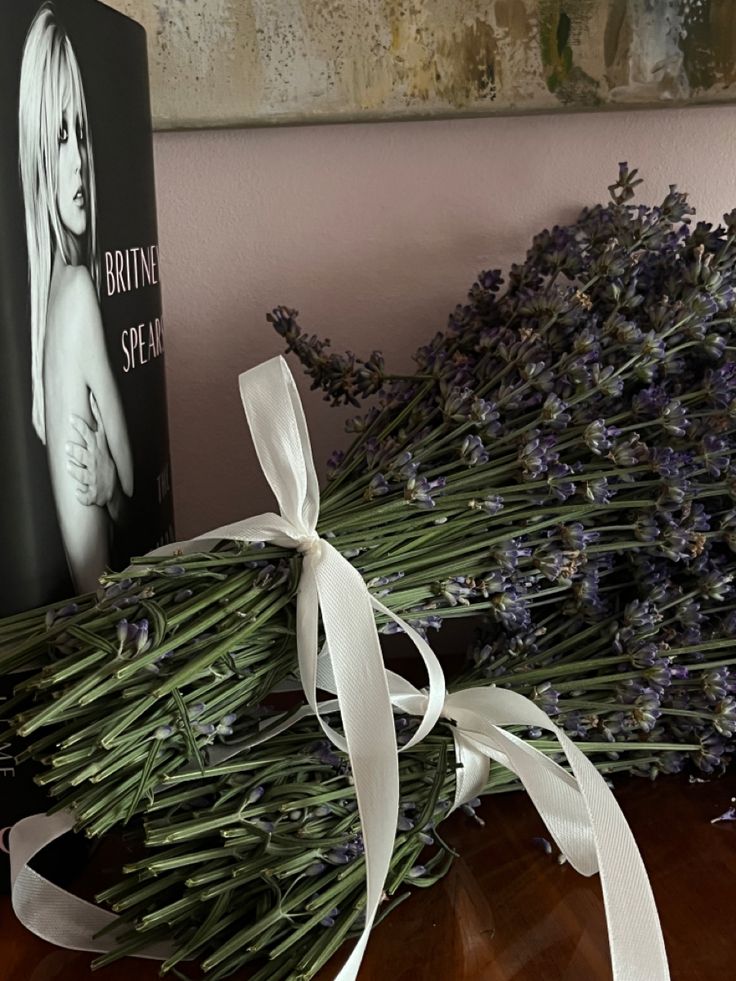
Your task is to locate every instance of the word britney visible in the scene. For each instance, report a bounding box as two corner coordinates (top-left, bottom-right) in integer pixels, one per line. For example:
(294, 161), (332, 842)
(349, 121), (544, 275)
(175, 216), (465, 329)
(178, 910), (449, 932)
(104, 244), (159, 296)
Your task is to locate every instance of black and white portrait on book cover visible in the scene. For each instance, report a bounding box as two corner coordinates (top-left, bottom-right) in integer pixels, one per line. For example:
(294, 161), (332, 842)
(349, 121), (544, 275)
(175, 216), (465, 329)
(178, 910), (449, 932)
(1, 0), (174, 886)
(1, 0), (174, 615)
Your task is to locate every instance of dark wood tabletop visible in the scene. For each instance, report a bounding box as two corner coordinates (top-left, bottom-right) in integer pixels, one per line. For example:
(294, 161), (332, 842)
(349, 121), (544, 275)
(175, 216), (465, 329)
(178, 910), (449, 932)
(2, 772), (734, 981)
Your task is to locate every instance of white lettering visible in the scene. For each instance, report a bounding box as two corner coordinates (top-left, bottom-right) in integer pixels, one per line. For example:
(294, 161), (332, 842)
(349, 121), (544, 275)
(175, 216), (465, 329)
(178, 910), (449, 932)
(120, 318), (164, 371)
(105, 251), (115, 297)
(103, 244), (161, 296)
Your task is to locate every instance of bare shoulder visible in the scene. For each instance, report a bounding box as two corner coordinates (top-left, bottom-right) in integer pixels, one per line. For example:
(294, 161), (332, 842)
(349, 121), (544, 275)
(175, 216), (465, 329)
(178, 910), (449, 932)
(53, 264), (99, 318)
(50, 264), (104, 349)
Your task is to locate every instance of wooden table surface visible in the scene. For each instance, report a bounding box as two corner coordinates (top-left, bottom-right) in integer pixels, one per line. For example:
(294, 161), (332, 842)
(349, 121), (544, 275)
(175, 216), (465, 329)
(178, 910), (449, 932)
(2, 772), (734, 981)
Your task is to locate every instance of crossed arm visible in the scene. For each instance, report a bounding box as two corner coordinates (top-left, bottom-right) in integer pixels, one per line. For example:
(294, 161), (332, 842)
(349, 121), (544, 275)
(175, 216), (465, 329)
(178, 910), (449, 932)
(62, 269), (133, 521)
(66, 393), (128, 523)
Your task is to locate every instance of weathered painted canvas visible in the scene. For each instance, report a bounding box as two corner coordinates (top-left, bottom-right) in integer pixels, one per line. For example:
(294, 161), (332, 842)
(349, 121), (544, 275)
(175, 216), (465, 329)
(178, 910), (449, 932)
(107, 1), (736, 130)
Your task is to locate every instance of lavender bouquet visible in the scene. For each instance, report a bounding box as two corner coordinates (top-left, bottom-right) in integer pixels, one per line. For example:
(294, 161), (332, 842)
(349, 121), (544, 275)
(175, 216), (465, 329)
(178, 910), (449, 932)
(1, 165), (735, 975)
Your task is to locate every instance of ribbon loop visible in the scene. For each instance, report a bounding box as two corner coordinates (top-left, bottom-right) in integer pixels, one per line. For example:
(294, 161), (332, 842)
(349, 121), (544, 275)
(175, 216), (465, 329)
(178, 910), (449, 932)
(238, 355), (320, 535)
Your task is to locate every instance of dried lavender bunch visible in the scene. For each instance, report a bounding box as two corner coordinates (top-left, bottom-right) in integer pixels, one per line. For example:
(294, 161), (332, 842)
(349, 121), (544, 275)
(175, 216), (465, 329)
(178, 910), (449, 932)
(72, 541), (736, 979)
(269, 167), (736, 638)
(85, 720), (459, 981)
(78, 680), (698, 981)
(4, 164), (736, 836)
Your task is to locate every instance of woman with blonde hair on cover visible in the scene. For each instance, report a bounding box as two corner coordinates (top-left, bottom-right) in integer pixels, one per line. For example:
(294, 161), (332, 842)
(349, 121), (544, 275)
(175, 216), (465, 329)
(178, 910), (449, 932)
(19, 2), (133, 593)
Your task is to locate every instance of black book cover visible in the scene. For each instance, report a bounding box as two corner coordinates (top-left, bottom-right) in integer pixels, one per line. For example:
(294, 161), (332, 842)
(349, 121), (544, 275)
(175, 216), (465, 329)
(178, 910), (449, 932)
(0, 0), (175, 889)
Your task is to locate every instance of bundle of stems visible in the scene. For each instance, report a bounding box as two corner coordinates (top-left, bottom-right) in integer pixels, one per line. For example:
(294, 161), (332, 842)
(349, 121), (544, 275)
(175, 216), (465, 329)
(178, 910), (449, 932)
(65, 522), (736, 980)
(79, 541), (735, 981)
(82, 689), (701, 981)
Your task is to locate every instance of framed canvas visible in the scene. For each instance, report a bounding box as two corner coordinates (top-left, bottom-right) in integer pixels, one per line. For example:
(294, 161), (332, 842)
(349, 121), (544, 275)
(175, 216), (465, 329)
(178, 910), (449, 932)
(107, 1), (736, 131)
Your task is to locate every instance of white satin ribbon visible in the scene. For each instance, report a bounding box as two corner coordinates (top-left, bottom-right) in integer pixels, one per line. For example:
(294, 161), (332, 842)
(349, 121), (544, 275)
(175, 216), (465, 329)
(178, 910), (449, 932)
(9, 811), (174, 959)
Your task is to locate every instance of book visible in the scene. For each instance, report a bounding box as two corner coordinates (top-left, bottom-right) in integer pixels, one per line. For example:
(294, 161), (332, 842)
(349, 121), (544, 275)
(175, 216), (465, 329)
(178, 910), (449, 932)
(0, 0), (174, 890)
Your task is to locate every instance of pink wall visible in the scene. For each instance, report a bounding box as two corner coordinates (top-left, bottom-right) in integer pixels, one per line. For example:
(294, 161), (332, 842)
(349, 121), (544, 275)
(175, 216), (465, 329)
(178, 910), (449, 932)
(153, 106), (736, 539)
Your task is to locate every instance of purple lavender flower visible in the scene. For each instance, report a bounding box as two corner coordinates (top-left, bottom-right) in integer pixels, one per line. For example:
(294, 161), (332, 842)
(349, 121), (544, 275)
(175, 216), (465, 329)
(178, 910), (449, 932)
(644, 661), (672, 693)
(471, 494), (504, 515)
(491, 540), (531, 571)
(532, 682), (560, 717)
(311, 741), (344, 770)
(701, 434), (731, 477)
(705, 363), (736, 407)
(609, 434), (648, 467)
(443, 387), (473, 420)
(703, 668), (732, 702)
(326, 449), (346, 480)
(660, 400), (689, 437)
(560, 711), (590, 739)
(461, 434), (489, 467)
(547, 462), (576, 501)
(437, 577), (474, 607)
(623, 600), (661, 631)
(713, 698), (736, 736)
(659, 527), (693, 562)
(460, 797), (485, 826)
(694, 732), (730, 774)
(584, 419), (615, 455)
(534, 549), (573, 584)
(469, 396), (500, 430)
(711, 802), (736, 824)
(246, 785), (265, 805)
(585, 477), (612, 504)
(404, 476), (445, 509)
(540, 393), (571, 430)
(321, 907), (340, 927)
(365, 473), (390, 500)
(592, 364), (624, 398)
(629, 693), (662, 733)
(490, 589), (531, 631)
(518, 432), (558, 480)
(215, 714), (237, 737)
(699, 571), (733, 602)
(558, 522), (598, 551)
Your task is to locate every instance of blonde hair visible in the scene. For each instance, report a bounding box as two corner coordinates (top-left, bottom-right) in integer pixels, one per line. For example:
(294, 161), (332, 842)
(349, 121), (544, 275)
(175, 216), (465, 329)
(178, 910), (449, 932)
(18, 1), (100, 444)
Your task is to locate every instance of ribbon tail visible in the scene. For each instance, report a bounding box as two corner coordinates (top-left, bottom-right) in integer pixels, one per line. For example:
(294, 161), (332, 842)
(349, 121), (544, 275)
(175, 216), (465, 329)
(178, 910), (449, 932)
(559, 733), (670, 981)
(369, 597), (446, 748)
(10, 812), (175, 959)
(313, 542), (400, 981)
(448, 687), (669, 981)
